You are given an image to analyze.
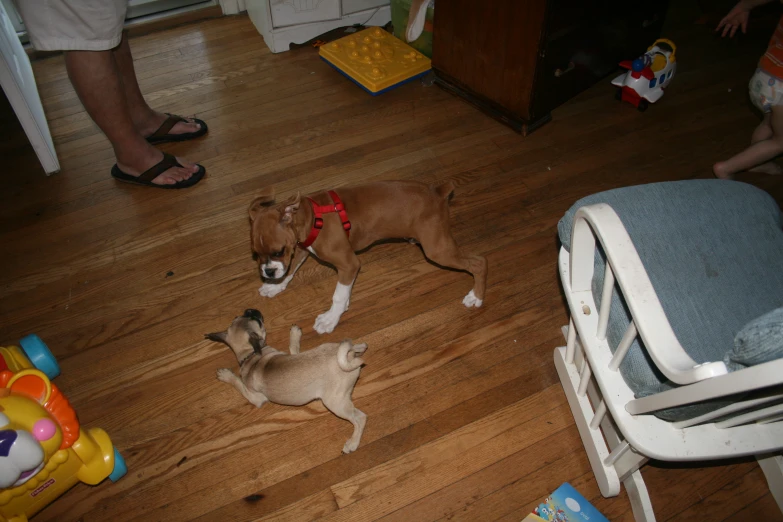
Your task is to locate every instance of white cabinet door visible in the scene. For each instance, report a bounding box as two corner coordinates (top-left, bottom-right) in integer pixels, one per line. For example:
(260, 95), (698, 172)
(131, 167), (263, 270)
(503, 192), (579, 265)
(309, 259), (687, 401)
(0, 0), (22, 32)
(0, 0), (59, 174)
(270, 0), (341, 28)
(341, 0), (388, 16)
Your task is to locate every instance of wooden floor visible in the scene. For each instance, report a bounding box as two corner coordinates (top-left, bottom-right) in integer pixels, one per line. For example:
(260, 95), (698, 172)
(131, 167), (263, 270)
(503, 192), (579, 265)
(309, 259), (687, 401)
(2, 5), (783, 521)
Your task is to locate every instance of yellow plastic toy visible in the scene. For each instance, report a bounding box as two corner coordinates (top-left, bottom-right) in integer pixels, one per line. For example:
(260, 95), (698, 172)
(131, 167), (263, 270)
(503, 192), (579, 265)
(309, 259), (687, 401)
(319, 27), (431, 95)
(0, 335), (125, 522)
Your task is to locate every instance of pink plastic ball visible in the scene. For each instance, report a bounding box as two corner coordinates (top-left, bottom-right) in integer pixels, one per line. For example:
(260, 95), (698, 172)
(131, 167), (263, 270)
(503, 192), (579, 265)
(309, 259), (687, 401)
(32, 419), (57, 441)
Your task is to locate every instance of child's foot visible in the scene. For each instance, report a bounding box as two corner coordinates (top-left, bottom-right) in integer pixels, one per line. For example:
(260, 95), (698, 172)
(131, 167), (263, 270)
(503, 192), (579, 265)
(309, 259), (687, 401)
(713, 162), (733, 179)
(748, 161), (783, 175)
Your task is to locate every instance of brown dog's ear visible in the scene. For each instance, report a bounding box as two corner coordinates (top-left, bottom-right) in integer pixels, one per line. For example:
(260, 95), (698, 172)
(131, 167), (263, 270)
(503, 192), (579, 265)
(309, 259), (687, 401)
(248, 188), (276, 221)
(205, 331), (228, 344)
(280, 192), (301, 224)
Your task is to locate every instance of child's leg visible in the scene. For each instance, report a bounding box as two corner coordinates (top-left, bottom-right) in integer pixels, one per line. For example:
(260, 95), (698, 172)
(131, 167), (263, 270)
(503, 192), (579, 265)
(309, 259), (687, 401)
(714, 108), (783, 178)
(748, 113), (782, 174)
(752, 113), (773, 143)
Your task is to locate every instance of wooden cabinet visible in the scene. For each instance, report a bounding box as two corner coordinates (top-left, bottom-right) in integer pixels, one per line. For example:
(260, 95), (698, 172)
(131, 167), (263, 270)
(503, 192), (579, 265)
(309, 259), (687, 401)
(432, 0), (669, 134)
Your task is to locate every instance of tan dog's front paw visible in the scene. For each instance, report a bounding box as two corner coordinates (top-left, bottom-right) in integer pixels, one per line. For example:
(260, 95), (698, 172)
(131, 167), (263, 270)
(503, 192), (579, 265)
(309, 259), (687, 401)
(290, 324), (302, 341)
(216, 368), (235, 383)
(259, 282), (287, 298)
(342, 439), (360, 454)
(462, 289), (483, 308)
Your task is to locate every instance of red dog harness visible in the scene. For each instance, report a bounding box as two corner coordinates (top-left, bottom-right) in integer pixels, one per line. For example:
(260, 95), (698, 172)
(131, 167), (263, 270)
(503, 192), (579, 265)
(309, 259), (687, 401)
(298, 190), (351, 248)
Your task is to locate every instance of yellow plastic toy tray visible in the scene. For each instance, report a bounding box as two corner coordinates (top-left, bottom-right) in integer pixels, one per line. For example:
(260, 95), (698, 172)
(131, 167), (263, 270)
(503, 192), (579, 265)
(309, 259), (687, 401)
(319, 27), (431, 95)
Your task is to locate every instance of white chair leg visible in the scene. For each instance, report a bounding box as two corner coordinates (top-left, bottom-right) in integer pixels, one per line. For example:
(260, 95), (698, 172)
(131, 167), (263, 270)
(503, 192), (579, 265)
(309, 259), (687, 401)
(554, 340), (620, 497)
(614, 445), (649, 482)
(624, 470), (656, 522)
(757, 453), (783, 513)
(557, 323), (657, 522)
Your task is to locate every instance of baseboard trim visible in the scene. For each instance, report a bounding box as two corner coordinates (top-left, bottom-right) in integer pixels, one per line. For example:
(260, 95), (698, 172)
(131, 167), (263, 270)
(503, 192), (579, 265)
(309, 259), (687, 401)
(125, 4), (224, 38)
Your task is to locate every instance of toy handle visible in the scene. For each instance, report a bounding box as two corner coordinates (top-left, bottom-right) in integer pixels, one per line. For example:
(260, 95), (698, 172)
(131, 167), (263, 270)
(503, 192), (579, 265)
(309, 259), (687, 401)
(649, 38), (676, 62)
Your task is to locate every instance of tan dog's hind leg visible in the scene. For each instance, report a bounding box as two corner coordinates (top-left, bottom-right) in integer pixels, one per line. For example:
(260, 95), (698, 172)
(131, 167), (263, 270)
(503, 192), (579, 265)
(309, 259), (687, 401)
(418, 224), (487, 308)
(322, 393), (367, 454)
(216, 368), (268, 408)
(314, 253), (360, 334)
(289, 325), (302, 354)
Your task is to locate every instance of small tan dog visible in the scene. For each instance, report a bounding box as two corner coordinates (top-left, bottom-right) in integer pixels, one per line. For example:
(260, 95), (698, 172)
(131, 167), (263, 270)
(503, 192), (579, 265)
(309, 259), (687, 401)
(205, 309), (368, 453)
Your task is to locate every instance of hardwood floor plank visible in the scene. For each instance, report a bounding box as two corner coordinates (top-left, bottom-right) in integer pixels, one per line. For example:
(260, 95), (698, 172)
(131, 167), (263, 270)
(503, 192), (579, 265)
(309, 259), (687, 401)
(377, 424), (581, 522)
(667, 466), (775, 522)
(724, 487), (783, 522)
(4, 8), (782, 522)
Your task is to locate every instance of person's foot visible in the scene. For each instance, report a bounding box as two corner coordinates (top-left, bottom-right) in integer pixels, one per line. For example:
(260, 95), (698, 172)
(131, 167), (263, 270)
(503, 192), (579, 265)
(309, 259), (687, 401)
(136, 110), (202, 138)
(116, 146), (199, 185)
(713, 161), (734, 179)
(748, 161), (783, 175)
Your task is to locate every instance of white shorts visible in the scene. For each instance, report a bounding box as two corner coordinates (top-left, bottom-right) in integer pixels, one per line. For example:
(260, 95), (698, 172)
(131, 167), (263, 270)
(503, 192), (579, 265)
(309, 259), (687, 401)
(13, 0), (127, 52)
(749, 68), (783, 113)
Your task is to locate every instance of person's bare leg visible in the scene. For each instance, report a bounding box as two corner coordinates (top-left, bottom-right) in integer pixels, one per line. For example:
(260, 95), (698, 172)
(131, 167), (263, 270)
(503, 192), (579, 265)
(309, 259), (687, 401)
(714, 108), (783, 178)
(746, 113), (783, 174)
(65, 49), (198, 184)
(112, 35), (201, 137)
(752, 113), (774, 143)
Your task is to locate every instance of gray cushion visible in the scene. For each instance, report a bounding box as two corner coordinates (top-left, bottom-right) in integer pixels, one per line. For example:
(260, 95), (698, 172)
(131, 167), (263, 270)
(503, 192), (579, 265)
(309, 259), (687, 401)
(730, 307), (783, 367)
(558, 180), (783, 421)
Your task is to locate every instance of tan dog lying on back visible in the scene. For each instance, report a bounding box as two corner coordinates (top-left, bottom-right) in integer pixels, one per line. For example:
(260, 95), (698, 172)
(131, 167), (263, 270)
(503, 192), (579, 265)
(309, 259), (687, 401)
(248, 180), (488, 334)
(206, 309), (368, 453)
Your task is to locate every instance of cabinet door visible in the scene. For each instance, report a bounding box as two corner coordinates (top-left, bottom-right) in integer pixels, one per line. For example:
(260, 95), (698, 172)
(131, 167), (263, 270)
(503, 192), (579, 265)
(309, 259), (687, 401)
(0, 0), (22, 32)
(270, 0), (341, 28)
(0, 0), (59, 174)
(432, 0), (547, 121)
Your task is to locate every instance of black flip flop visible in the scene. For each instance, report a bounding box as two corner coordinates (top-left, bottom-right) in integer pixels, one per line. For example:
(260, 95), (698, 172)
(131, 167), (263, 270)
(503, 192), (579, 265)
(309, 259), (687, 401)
(111, 153), (206, 189)
(145, 113), (208, 144)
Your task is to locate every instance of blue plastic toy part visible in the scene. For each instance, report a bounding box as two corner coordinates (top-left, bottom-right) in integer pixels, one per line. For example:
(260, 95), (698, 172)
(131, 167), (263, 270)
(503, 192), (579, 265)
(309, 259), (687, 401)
(631, 58), (645, 72)
(109, 448), (127, 482)
(19, 334), (60, 379)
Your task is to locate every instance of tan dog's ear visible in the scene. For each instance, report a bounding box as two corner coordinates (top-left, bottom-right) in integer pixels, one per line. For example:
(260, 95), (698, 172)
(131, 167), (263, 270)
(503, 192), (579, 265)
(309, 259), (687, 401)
(205, 332), (228, 344)
(248, 188), (276, 221)
(280, 192), (301, 224)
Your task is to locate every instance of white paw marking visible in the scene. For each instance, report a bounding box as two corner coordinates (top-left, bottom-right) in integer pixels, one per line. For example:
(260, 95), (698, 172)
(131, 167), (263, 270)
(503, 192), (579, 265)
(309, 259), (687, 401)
(259, 281), (288, 298)
(216, 368), (234, 383)
(314, 310), (341, 334)
(462, 289), (483, 308)
(313, 282), (353, 334)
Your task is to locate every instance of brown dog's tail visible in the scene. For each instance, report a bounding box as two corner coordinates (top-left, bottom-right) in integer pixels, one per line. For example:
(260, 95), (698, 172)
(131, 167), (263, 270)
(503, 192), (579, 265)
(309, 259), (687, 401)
(337, 340), (366, 372)
(434, 180), (455, 202)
